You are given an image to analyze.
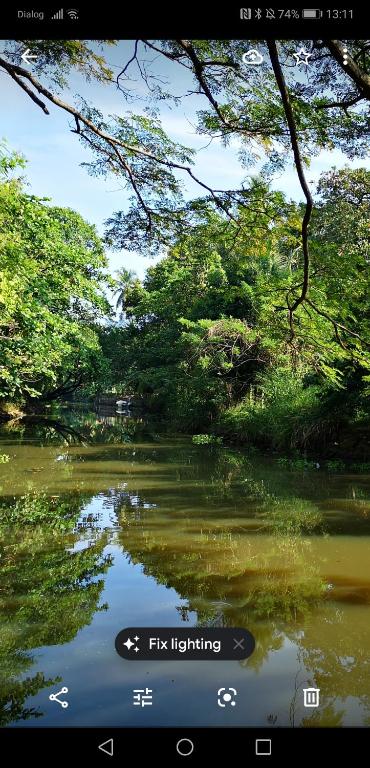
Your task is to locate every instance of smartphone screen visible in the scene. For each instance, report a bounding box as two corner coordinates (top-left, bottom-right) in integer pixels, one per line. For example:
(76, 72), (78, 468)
(0, 4), (369, 763)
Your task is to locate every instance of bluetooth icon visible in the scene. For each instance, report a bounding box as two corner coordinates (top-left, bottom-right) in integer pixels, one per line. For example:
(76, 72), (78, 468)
(254, 8), (262, 19)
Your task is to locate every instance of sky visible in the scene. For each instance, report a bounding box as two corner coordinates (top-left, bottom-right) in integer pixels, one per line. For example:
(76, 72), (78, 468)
(0, 39), (368, 287)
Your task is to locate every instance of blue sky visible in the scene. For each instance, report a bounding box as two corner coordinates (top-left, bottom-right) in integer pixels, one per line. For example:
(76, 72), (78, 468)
(0, 40), (368, 285)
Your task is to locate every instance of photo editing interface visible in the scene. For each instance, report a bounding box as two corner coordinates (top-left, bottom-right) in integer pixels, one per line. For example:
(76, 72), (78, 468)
(0, 4), (369, 763)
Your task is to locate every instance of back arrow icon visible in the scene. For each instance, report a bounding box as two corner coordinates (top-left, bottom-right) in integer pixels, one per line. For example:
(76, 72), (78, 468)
(98, 739), (114, 757)
(21, 48), (38, 66)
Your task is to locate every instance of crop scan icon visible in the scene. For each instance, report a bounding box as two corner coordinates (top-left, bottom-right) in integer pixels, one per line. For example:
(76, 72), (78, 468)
(217, 687), (237, 707)
(303, 687), (320, 708)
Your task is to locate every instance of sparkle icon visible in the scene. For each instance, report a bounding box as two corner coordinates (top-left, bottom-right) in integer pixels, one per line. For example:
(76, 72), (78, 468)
(123, 635), (140, 652)
(293, 47), (312, 66)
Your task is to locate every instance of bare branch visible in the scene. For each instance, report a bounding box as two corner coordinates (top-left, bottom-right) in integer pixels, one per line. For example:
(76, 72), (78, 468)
(267, 40), (313, 339)
(116, 39), (139, 85)
(315, 94), (363, 111)
(0, 55), (49, 113)
(146, 39), (275, 137)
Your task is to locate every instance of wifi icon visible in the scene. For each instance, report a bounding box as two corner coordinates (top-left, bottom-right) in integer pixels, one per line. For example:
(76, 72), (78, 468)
(67, 8), (79, 19)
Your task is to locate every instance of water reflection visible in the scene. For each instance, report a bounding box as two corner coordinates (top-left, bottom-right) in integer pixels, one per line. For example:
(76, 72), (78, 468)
(1, 408), (159, 446)
(0, 410), (369, 726)
(0, 494), (112, 725)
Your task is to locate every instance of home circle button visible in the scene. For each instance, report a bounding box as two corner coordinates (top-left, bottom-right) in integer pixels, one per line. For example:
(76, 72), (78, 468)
(176, 738), (194, 757)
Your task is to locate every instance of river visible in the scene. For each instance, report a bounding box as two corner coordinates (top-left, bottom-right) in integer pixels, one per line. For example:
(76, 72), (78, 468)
(0, 407), (369, 727)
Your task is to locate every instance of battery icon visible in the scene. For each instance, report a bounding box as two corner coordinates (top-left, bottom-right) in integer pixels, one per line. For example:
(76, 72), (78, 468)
(302, 9), (322, 18)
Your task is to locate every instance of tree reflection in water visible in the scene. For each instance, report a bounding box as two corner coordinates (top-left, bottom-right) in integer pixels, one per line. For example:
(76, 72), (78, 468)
(0, 494), (112, 726)
(112, 467), (370, 726)
(0, 414), (369, 726)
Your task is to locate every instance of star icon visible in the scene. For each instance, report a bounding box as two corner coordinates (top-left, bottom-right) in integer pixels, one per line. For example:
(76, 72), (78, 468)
(293, 48), (312, 66)
(124, 638), (135, 650)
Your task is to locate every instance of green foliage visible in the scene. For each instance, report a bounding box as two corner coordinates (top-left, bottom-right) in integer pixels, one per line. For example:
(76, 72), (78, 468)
(326, 459), (346, 472)
(351, 462), (370, 472)
(276, 457), (318, 471)
(102, 166), (370, 452)
(261, 497), (324, 535)
(99, 40), (370, 252)
(192, 434), (223, 445)
(220, 367), (322, 450)
(0, 493), (78, 529)
(0, 510), (111, 724)
(102, 198), (286, 427)
(0, 41), (369, 454)
(0, 148), (111, 404)
(0, 454), (10, 463)
(2, 40), (116, 89)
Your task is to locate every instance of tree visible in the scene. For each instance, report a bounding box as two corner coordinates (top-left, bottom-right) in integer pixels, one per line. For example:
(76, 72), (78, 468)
(0, 148), (111, 405)
(101, 164), (369, 442)
(1, 40), (369, 439)
(1, 38), (369, 351)
(101, 194), (298, 424)
(113, 267), (139, 315)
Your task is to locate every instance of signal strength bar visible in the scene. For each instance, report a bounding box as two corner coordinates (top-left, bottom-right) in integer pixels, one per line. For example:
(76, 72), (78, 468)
(52, 8), (64, 20)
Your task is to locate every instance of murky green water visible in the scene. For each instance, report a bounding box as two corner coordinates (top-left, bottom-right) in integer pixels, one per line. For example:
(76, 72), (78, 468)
(0, 409), (369, 727)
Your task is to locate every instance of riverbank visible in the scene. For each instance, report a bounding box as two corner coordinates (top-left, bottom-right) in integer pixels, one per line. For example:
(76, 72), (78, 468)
(215, 419), (370, 462)
(1, 396), (369, 461)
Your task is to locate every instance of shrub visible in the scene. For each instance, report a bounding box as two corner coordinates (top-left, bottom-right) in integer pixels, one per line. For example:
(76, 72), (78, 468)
(192, 434), (223, 445)
(220, 367), (321, 451)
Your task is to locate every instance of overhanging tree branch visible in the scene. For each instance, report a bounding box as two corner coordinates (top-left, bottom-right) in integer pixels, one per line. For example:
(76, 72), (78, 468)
(315, 93), (362, 111)
(0, 54), (251, 229)
(0, 55), (49, 113)
(171, 39), (276, 137)
(267, 40), (313, 340)
(306, 298), (370, 351)
(324, 40), (370, 99)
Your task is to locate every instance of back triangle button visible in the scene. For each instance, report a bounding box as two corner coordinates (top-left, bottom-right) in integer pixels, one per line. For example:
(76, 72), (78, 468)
(98, 738), (114, 757)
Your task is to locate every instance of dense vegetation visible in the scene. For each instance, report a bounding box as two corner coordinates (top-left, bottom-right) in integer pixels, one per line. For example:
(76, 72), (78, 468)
(0, 40), (369, 455)
(101, 170), (370, 454)
(0, 150), (110, 405)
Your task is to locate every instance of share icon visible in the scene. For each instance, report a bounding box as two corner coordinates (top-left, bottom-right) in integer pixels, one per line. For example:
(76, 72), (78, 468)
(49, 686), (69, 708)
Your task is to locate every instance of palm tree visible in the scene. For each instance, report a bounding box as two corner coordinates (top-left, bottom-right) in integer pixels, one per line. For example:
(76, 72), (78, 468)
(113, 268), (137, 313)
